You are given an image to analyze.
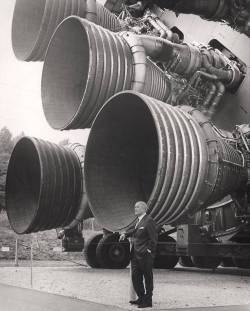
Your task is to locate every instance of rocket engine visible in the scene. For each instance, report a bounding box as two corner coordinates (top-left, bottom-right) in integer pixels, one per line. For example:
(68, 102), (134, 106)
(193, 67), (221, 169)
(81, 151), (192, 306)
(6, 137), (91, 234)
(84, 91), (249, 231)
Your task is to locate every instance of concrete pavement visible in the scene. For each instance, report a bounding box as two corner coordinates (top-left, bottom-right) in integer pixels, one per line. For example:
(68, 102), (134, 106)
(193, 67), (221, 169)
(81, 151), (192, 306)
(1, 283), (250, 311)
(0, 283), (124, 311)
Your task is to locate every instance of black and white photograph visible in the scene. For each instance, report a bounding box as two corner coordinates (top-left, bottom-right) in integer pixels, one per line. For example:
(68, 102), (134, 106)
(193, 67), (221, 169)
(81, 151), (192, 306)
(0, 1), (250, 310)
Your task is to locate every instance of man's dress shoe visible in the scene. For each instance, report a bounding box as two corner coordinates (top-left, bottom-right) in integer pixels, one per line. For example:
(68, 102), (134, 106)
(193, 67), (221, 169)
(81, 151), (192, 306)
(129, 298), (142, 305)
(138, 301), (152, 308)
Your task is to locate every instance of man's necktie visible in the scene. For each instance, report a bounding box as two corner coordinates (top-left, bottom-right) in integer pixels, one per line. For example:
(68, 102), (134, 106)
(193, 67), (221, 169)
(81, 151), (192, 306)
(135, 218), (140, 228)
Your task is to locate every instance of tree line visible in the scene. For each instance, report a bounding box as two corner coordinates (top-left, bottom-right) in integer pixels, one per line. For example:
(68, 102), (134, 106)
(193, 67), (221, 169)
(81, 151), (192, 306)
(0, 127), (25, 210)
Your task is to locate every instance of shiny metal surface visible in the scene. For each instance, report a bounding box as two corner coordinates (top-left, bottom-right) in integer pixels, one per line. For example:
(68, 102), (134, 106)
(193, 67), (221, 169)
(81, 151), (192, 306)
(6, 137), (83, 234)
(42, 18), (172, 130)
(11, 0), (121, 61)
(84, 91), (247, 231)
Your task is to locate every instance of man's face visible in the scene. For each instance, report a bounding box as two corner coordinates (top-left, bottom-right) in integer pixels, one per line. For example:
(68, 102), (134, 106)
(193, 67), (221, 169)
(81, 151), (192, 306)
(135, 203), (146, 216)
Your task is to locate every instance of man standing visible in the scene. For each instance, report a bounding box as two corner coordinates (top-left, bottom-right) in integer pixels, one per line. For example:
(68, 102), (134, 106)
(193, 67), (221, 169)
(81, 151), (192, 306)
(120, 201), (158, 308)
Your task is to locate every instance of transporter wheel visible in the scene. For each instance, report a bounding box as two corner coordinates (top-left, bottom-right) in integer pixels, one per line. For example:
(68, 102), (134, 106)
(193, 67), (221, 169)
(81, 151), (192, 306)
(154, 234), (178, 269)
(96, 233), (130, 269)
(83, 233), (103, 268)
(221, 258), (235, 267)
(232, 257), (250, 269)
(179, 256), (194, 267)
(191, 256), (221, 269)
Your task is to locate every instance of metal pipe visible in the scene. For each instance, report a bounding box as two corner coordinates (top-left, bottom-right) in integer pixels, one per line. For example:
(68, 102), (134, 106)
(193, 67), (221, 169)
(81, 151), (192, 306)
(139, 35), (199, 76)
(11, 0), (121, 61)
(5, 137), (91, 234)
(84, 91), (247, 232)
(205, 81), (225, 119)
(202, 56), (234, 85)
(138, 35), (176, 61)
(154, 17), (174, 40)
(147, 16), (170, 39)
(41, 17), (172, 129)
(202, 83), (217, 110)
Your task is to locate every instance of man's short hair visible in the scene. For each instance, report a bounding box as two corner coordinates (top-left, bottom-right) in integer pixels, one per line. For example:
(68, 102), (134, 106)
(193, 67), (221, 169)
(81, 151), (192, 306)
(135, 201), (148, 211)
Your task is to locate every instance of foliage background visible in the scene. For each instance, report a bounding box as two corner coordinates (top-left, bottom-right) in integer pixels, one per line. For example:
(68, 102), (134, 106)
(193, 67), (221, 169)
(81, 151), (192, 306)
(0, 126), (24, 210)
(0, 127), (71, 210)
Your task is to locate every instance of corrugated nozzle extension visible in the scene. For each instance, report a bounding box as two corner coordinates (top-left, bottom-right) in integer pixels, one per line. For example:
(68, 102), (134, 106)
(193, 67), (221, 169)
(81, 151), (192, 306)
(6, 137), (91, 234)
(84, 91), (247, 232)
(11, 0), (121, 61)
(41, 17), (172, 130)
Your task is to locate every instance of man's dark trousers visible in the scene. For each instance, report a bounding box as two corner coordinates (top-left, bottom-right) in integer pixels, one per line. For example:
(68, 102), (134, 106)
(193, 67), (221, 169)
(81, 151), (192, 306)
(131, 253), (154, 303)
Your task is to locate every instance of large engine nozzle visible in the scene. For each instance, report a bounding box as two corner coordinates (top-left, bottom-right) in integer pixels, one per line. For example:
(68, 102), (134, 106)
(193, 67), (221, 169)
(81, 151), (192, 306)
(11, 0), (121, 61)
(41, 17), (171, 130)
(6, 137), (91, 234)
(84, 91), (247, 232)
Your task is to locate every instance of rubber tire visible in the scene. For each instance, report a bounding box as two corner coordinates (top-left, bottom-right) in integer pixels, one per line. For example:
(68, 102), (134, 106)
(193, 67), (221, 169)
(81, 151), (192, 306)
(179, 256), (194, 267)
(191, 256), (221, 269)
(96, 233), (130, 269)
(232, 257), (250, 269)
(221, 258), (235, 267)
(154, 234), (178, 269)
(83, 233), (103, 268)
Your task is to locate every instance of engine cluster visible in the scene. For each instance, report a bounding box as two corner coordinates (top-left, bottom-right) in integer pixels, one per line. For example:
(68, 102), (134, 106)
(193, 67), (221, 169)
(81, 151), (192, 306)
(6, 0), (250, 233)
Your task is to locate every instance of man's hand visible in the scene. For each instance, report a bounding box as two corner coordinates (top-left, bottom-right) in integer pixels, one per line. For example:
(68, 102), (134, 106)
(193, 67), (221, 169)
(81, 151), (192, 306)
(57, 229), (65, 239)
(119, 232), (126, 242)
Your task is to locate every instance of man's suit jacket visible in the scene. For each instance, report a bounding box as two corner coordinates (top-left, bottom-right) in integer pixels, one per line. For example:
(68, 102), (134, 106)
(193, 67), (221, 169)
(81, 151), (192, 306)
(126, 214), (158, 260)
